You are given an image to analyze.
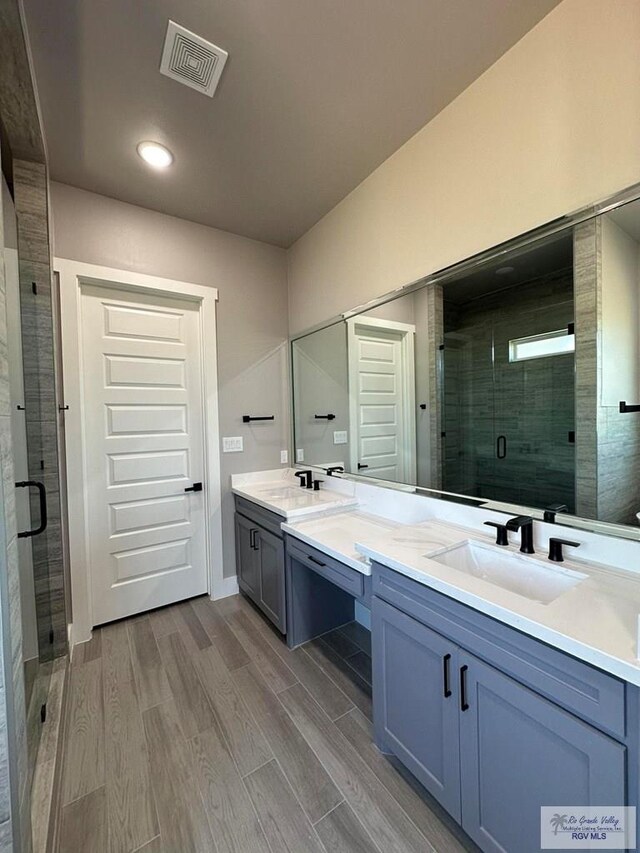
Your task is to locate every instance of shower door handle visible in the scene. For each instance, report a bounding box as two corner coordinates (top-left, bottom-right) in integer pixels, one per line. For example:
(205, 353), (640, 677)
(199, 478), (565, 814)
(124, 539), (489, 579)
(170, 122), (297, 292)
(15, 481), (48, 538)
(496, 435), (507, 459)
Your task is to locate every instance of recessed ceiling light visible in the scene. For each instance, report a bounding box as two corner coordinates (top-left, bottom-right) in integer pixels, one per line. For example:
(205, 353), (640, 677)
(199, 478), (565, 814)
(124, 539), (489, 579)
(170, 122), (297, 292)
(136, 141), (174, 169)
(495, 265), (515, 276)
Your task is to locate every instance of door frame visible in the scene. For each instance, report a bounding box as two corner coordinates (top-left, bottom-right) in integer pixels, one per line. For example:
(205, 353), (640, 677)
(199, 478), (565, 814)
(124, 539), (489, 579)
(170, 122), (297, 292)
(346, 315), (417, 483)
(56, 258), (225, 645)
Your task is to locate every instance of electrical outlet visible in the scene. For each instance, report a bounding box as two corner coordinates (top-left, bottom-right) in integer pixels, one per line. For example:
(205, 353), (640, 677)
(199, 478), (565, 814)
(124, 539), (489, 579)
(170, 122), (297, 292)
(333, 430), (348, 445)
(280, 450), (288, 464)
(296, 448), (304, 462)
(222, 436), (243, 453)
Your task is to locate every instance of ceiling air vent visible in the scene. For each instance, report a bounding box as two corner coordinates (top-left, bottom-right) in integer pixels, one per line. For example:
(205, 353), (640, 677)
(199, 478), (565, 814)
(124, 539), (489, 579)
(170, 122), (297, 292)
(160, 21), (228, 98)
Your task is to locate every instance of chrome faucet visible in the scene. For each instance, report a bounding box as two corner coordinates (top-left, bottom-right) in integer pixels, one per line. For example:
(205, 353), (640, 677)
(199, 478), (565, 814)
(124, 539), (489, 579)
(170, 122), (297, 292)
(505, 515), (535, 554)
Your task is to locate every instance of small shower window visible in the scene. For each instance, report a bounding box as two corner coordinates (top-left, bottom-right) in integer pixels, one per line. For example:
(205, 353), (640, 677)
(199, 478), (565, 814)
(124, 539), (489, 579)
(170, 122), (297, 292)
(509, 329), (575, 363)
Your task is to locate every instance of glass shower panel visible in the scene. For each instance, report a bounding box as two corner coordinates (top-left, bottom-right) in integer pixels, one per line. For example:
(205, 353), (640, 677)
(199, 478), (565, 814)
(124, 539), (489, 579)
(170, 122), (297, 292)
(442, 272), (576, 512)
(442, 308), (496, 498)
(491, 282), (576, 512)
(3, 175), (55, 793)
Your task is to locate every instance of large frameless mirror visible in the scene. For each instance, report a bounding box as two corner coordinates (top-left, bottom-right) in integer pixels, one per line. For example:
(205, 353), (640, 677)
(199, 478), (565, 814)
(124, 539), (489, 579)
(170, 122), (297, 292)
(290, 185), (640, 541)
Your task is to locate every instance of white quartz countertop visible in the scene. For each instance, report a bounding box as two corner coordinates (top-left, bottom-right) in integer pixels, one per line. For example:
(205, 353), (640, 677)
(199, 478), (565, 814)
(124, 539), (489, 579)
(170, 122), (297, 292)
(232, 469), (640, 685)
(356, 521), (640, 686)
(282, 510), (402, 574)
(232, 471), (357, 519)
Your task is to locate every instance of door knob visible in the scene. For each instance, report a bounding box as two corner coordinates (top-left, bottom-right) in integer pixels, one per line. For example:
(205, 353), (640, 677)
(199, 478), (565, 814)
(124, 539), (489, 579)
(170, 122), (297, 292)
(184, 482), (203, 492)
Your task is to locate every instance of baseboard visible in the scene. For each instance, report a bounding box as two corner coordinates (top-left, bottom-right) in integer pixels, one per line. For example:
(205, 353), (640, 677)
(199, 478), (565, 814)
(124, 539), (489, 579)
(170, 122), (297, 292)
(212, 575), (239, 600)
(67, 623), (74, 662)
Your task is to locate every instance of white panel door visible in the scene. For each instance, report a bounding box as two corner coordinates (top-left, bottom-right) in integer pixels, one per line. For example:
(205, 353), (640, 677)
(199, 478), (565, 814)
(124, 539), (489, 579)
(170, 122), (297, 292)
(80, 284), (207, 625)
(353, 326), (406, 481)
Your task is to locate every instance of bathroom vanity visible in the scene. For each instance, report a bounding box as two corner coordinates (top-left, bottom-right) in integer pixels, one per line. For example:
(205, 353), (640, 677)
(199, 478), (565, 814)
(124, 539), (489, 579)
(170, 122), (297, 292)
(233, 469), (640, 852)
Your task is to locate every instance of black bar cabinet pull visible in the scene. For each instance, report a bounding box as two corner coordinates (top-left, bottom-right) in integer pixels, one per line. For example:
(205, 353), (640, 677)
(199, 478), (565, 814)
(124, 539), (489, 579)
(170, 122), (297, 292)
(250, 529), (259, 550)
(357, 463), (369, 470)
(443, 654), (452, 698)
(314, 414), (335, 421)
(308, 555), (326, 568)
(15, 481), (47, 538)
(460, 665), (469, 711)
(620, 401), (640, 413)
(243, 415), (275, 423)
(496, 435), (507, 459)
(184, 482), (203, 492)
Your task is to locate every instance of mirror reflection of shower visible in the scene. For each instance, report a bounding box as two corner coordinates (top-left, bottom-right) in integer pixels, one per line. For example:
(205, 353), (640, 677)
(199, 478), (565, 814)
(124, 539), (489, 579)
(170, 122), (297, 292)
(440, 231), (576, 515)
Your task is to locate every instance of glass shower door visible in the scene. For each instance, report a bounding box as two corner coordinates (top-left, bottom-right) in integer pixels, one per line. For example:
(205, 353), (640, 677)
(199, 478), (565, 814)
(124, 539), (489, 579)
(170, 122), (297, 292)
(491, 290), (576, 513)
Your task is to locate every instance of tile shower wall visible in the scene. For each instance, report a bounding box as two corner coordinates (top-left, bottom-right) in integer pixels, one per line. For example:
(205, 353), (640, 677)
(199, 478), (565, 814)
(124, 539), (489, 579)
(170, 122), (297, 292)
(13, 161), (65, 660)
(574, 218), (640, 525)
(443, 271), (576, 512)
(0, 145), (16, 852)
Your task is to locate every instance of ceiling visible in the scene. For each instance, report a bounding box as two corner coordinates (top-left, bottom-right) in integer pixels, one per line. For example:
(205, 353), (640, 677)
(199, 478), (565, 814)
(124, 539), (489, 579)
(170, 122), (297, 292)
(23, 0), (561, 247)
(442, 230), (573, 305)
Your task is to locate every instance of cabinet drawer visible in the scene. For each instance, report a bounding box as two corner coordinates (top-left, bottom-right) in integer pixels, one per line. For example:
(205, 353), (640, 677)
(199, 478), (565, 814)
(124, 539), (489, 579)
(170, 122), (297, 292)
(287, 538), (365, 599)
(235, 496), (283, 539)
(373, 563), (626, 739)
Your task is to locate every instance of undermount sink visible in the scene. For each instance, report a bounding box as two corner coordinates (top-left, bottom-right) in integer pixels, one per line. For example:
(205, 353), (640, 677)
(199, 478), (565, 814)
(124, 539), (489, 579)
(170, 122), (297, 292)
(257, 485), (307, 499)
(429, 540), (587, 604)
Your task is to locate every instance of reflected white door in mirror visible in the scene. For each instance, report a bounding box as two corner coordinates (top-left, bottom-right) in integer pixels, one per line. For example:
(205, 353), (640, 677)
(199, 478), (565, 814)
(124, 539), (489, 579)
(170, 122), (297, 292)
(347, 316), (416, 484)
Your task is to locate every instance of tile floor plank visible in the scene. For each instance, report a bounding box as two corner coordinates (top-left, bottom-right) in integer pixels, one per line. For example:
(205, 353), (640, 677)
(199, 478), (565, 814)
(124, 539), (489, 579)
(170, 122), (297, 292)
(336, 708), (475, 852)
(344, 650), (372, 686)
(132, 836), (164, 852)
(190, 725), (271, 853)
(191, 596), (229, 638)
(173, 600), (211, 650)
(157, 631), (217, 738)
(102, 622), (159, 853)
(233, 663), (342, 823)
(59, 786), (108, 853)
(192, 644), (273, 777)
(318, 627), (360, 659)
(61, 658), (105, 805)
(304, 638), (372, 720)
(74, 628), (102, 665)
(211, 620), (252, 671)
(279, 683), (435, 853)
(148, 606), (178, 640)
(338, 622), (372, 656)
(60, 597), (476, 853)
(142, 700), (216, 853)
(244, 760), (326, 853)
(127, 618), (172, 711)
(314, 802), (381, 853)
(228, 599), (355, 721)
(226, 610), (298, 693)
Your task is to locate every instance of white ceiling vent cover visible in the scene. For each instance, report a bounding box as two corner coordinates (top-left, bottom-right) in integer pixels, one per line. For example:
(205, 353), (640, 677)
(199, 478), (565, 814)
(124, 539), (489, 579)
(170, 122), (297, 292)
(160, 21), (228, 98)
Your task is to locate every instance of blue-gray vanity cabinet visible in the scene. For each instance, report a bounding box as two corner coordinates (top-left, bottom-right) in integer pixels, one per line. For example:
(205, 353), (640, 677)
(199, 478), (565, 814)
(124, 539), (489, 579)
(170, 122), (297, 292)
(255, 526), (286, 633)
(372, 565), (632, 853)
(459, 650), (626, 853)
(234, 499), (286, 633)
(235, 511), (260, 599)
(373, 596), (462, 820)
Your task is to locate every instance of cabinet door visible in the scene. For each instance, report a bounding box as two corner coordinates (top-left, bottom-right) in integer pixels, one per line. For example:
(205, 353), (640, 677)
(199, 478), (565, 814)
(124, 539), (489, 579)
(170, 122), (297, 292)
(235, 513), (260, 602)
(372, 597), (461, 820)
(257, 527), (286, 634)
(459, 651), (627, 853)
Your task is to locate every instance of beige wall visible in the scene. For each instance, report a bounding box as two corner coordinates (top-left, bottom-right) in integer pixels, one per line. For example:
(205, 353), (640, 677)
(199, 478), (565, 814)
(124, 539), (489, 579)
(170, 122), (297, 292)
(288, 0), (640, 334)
(49, 182), (289, 580)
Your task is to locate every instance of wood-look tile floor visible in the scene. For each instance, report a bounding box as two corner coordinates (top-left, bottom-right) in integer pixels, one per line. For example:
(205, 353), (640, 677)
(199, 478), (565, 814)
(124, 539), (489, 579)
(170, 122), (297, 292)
(58, 593), (477, 853)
